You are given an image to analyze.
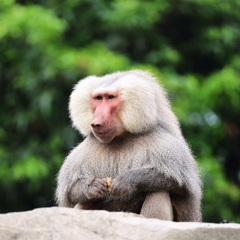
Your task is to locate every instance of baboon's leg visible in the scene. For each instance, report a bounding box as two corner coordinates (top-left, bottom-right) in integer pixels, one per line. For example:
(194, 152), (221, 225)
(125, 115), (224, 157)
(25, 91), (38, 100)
(140, 191), (173, 220)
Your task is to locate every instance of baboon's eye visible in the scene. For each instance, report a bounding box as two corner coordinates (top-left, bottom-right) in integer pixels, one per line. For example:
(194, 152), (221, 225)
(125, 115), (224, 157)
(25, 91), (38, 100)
(95, 96), (102, 100)
(108, 95), (115, 100)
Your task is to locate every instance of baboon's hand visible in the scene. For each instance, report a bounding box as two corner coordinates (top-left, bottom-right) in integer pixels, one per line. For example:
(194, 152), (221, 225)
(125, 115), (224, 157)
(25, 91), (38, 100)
(109, 175), (137, 198)
(85, 178), (108, 200)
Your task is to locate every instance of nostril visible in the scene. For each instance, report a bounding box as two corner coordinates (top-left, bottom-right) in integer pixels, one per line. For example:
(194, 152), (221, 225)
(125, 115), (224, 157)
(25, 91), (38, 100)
(91, 123), (101, 129)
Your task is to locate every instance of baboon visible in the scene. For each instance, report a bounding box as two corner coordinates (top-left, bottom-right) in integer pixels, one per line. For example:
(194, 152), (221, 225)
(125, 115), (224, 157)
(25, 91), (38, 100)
(55, 70), (202, 221)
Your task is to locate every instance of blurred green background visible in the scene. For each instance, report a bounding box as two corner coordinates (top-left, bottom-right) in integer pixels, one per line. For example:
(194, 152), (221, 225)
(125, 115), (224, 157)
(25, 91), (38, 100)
(0, 0), (240, 222)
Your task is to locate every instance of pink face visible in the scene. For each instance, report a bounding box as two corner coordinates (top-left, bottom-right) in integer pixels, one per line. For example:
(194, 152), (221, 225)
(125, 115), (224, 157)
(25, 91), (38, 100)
(90, 91), (124, 143)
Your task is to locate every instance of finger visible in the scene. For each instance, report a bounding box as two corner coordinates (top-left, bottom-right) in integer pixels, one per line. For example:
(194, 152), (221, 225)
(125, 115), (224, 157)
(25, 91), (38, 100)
(95, 179), (108, 188)
(89, 189), (103, 199)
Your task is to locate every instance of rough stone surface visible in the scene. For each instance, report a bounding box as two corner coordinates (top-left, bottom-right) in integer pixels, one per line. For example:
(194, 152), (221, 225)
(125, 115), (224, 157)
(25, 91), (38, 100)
(0, 207), (239, 240)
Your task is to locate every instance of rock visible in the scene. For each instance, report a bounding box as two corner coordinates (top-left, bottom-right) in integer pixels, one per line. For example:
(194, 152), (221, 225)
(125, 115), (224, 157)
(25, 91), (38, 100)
(0, 207), (239, 240)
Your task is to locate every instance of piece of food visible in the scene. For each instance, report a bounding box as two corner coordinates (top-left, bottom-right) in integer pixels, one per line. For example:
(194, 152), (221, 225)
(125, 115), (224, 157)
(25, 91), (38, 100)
(103, 177), (112, 188)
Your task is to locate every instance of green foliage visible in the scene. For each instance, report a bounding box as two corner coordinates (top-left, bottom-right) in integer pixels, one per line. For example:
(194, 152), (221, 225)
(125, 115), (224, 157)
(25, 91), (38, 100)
(0, 0), (239, 222)
(75, 42), (130, 74)
(101, 0), (168, 29)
